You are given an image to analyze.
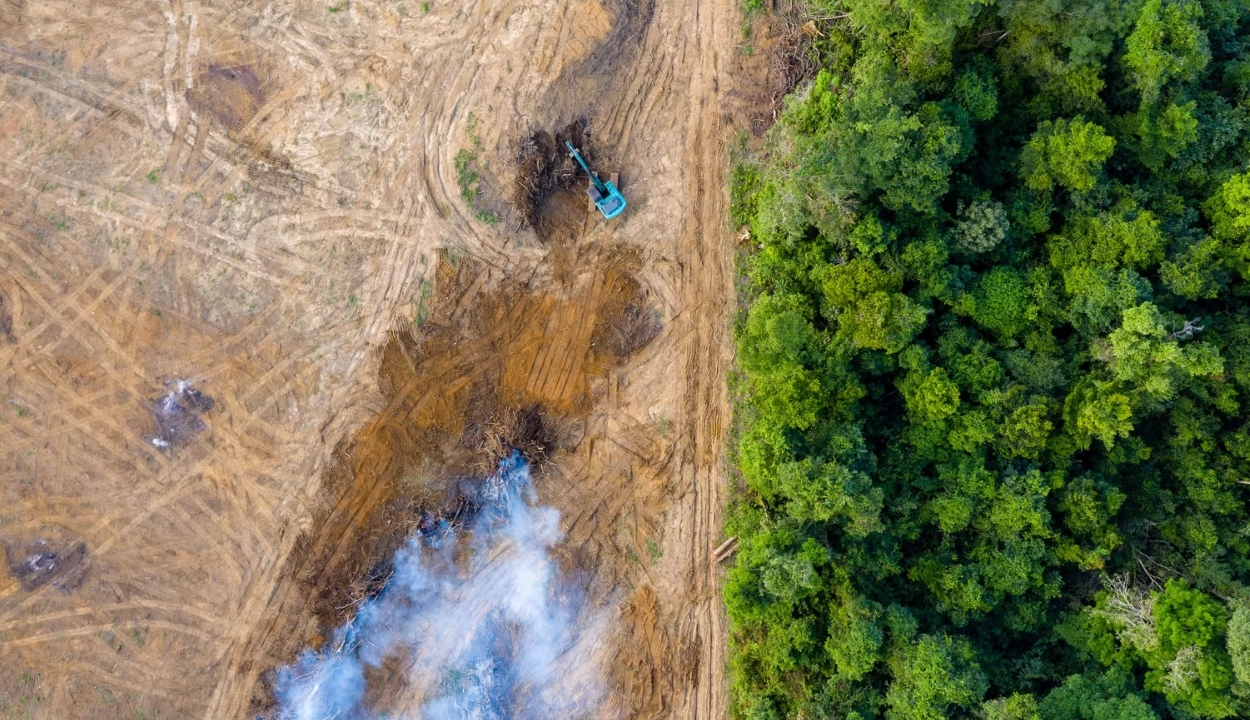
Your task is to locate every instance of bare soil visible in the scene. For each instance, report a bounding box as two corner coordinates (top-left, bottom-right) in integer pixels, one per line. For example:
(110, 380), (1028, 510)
(0, 0), (775, 716)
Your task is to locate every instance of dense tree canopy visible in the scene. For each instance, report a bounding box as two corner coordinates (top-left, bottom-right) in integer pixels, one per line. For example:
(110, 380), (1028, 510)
(726, 0), (1250, 717)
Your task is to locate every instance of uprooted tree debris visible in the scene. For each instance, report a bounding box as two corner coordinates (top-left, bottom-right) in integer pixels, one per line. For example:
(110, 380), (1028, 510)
(513, 120), (599, 236)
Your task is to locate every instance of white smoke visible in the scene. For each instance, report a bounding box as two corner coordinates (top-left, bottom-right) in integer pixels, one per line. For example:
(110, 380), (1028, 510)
(275, 452), (607, 720)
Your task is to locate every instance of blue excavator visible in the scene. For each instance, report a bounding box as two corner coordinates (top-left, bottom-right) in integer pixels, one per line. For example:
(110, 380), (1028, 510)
(565, 141), (627, 219)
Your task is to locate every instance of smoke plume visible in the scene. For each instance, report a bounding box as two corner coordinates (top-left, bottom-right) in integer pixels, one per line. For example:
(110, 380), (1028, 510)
(274, 451), (606, 719)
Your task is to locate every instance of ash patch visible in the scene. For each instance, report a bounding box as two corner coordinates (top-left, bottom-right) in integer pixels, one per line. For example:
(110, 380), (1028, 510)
(0, 293), (14, 343)
(187, 64), (266, 132)
(147, 379), (215, 449)
(590, 265), (662, 358)
(4, 531), (88, 592)
(597, 302), (661, 357)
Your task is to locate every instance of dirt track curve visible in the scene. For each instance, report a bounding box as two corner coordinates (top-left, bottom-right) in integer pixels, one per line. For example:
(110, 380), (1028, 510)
(0, 0), (746, 716)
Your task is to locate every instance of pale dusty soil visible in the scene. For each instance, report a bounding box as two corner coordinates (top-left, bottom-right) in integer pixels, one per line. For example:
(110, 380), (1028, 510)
(0, 0), (758, 717)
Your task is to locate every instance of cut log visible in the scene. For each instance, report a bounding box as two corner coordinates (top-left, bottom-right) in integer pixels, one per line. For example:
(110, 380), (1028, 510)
(713, 536), (739, 563)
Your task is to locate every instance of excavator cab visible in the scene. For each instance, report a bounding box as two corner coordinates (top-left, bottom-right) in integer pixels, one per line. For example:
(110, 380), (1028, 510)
(565, 141), (627, 220)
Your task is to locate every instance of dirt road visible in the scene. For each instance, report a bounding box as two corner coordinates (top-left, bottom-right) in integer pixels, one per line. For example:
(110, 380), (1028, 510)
(0, 0), (744, 716)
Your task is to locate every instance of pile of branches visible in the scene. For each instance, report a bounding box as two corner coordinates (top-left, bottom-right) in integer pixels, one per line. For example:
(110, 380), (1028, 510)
(768, 15), (822, 119)
(511, 121), (592, 232)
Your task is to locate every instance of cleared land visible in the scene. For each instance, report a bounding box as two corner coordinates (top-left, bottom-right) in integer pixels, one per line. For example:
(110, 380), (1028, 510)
(0, 0), (777, 716)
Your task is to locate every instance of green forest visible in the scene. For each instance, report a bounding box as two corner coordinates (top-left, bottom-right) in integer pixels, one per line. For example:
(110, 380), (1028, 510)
(725, 0), (1250, 717)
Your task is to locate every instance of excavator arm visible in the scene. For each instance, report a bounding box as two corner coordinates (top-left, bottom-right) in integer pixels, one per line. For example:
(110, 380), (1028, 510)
(565, 141), (627, 219)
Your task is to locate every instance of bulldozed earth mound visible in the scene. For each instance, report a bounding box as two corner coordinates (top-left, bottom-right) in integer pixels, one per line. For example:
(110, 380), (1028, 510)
(0, 0), (788, 716)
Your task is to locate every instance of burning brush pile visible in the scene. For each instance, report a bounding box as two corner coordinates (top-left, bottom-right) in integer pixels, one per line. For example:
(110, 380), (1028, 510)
(272, 451), (605, 720)
(408, 457), (531, 551)
(3, 527), (89, 593)
(146, 379), (215, 449)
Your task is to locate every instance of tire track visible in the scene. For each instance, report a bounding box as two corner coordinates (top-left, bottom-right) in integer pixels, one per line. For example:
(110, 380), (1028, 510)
(0, 0), (747, 716)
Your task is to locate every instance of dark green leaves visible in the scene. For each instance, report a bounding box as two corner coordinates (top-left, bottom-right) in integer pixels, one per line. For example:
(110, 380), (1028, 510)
(727, 0), (1250, 717)
(970, 267), (1033, 338)
(1039, 671), (1159, 720)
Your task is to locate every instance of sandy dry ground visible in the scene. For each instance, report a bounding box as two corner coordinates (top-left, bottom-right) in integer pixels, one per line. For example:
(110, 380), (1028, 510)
(0, 0), (755, 716)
